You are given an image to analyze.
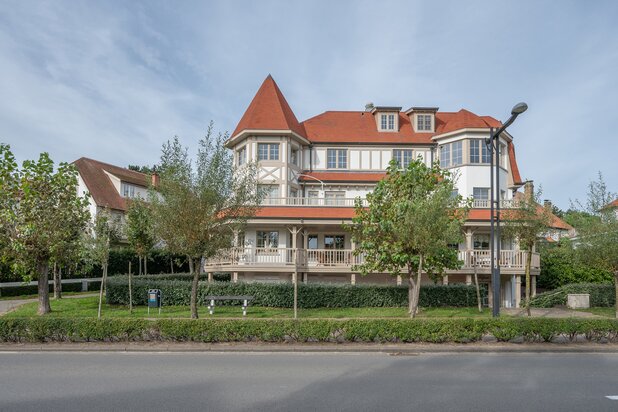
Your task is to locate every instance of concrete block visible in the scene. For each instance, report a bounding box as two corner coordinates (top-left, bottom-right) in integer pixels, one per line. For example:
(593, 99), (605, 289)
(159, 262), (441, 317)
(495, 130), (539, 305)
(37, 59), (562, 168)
(567, 294), (590, 309)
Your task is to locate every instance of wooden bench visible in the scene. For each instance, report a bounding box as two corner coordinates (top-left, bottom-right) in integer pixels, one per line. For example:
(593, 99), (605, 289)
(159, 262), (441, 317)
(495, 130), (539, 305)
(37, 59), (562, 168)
(204, 295), (254, 316)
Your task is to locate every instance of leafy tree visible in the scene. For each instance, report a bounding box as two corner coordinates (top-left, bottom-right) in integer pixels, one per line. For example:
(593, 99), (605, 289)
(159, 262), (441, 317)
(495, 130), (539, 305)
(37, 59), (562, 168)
(0, 144), (20, 277)
(128, 164), (158, 174)
(91, 209), (120, 318)
(503, 188), (553, 316)
(149, 123), (261, 319)
(347, 160), (467, 318)
(571, 174), (618, 317)
(126, 197), (156, 313)
(0, 145), (90, 314)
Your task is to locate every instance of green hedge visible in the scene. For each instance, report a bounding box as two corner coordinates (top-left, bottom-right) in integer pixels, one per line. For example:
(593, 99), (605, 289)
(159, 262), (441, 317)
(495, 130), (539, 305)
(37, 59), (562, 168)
(0, 281), (101, 297)
(105, 275), (487, 308)
(1, 317), (616, 343)
(530, 283), (616, 308)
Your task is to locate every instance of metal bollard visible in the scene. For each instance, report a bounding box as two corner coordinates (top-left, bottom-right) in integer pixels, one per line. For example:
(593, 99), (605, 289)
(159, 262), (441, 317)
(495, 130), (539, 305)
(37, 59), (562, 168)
(243, 299), (247, 317)
(209, 299), (215, 315)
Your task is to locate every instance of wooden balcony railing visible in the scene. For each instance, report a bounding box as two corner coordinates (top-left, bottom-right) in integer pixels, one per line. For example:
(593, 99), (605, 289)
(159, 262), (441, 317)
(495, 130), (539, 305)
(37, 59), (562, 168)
(206, 248), (540, 271)
(260, 197), (368, 207)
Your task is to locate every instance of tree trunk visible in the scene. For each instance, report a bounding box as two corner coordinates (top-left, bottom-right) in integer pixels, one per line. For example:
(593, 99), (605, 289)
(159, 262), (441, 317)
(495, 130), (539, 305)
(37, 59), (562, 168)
(128, 261), (133, 314)
(614, 271), (618, 319)
(189, 257), (199, 319)
(53, 262), (62, 299)
(98, 263), (108, 319)
(139, 257), (142, 276)
(37, 260), (51, 315)
(411, 255), (424, 318)
(525, 249), (533, 317)
(144, 256), (148, 276)
(407, 269), (416, 317)
(473, 259), (482, 313)
(170, 258), (174, 274)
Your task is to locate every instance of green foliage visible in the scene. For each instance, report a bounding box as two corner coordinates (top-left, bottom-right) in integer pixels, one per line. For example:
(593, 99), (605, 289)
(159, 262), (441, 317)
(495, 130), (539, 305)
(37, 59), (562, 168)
(0, 281), (101, 297)
(1, 317), (617, 344)
(105, 275), (486, 308)
(530, 283), (615, 308)
(539, 240), (613, 290)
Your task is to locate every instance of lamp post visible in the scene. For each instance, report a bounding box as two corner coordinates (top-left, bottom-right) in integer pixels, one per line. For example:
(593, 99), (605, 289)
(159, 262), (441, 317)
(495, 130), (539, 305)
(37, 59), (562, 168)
(486, 102), (528, 317)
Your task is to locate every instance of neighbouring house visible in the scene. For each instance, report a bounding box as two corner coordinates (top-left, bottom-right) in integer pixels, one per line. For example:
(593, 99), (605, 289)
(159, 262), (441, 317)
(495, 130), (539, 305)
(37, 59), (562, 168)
(73, 157), (156, 240)
(604, 199), (618, 219)
(203, 74), (572, 309)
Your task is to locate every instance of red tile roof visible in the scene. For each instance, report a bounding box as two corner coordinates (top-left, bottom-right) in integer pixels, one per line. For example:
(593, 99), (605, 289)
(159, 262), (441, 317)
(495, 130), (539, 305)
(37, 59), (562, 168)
(508, 142), (523, 185)
(298, 171), (386, 183)
(232, 75), (306, 138)
(468, 205), (573, 231)
(606, 199), (618, 209)
(73, 157), (150, 211)
(254, 207), (356, 219)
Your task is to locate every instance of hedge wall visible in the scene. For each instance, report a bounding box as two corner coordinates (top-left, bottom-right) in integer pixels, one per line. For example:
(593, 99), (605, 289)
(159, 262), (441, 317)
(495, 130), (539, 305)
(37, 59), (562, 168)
(106, 275), (487, 308)
(530, 283), (616, 308)
(0, 281), (102, 297)
(1, 317), (617, 344)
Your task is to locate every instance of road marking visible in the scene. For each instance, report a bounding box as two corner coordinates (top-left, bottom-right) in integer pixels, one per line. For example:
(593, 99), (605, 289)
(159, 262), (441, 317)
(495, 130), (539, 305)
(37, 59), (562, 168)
(605, 396), (618, 400)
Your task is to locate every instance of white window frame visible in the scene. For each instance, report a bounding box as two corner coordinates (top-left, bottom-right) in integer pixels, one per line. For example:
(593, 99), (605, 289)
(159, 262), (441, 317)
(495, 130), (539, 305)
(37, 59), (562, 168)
(237, 146), (247, 166)
(327, 149), (347, 169)
(417, 114), (432, 132)
(393, 149), (414, 169)
(257, 143), (280, 161)
(256, 231), (279, 249)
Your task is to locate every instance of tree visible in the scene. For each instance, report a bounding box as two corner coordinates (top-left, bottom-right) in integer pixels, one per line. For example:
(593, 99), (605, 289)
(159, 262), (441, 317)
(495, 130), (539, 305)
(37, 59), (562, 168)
(0, 145), (90, 314)
(126, 197), (156, 312)
(91, 209), (120, 319)
(149, 123), (261, 319)
(502, 187), (553, 316)
(128, 164), (158, 174)
(347, 160), (467, 318)
(571, 174), (618, 318)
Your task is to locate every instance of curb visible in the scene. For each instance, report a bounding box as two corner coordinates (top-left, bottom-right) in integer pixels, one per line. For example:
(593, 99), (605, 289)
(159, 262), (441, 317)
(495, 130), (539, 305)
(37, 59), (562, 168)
(2, 342), (618, 353)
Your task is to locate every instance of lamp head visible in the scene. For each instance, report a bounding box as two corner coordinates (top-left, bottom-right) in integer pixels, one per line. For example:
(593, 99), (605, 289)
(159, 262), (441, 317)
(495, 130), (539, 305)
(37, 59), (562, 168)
(511, 102), (528, 115)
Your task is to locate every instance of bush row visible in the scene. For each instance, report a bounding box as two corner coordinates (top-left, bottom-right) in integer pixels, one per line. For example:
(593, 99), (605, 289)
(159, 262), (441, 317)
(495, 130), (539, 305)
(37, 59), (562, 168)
(1, 317), (616, 344)
(530, 283), (616, 308)
(0, 281), (102, 297)
(105, 275), (487, 308)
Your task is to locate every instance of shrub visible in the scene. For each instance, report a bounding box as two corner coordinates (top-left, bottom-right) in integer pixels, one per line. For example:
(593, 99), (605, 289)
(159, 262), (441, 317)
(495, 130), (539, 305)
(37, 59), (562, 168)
(530, 283), (615, 308)
(1, 317), (616, 344)
(0, 281), (101, 297)
(106, 275), (487, 308)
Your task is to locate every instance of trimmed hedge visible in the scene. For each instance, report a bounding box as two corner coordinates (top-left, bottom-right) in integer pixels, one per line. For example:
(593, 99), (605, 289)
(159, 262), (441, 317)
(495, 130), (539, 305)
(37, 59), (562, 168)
(0, 281), (101, 297)
(106, 275), (487, 308)
(530, 283), (616, 308)
(0, 317), (617, 343)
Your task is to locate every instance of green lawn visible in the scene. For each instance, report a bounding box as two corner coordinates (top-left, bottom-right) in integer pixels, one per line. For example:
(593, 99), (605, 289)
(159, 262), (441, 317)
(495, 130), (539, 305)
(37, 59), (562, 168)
(4, 296), (492, 319)
(575, 307), (617, 318)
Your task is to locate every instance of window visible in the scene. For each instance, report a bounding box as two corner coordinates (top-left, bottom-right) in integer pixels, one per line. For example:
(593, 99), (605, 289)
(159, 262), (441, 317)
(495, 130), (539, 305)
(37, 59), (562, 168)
(257, 231), (279, 249)
(237, 146), (247, 166)
(236, 232), (245, 247)
(258, 184), (280, 204)
(327, 149), (347, 169)
(307, 234), (318, 249)
(471, 139), (491, 164)
(451, 189), (459, 199)
(257, 143), (279, 161)
(290, 147), (299, 166)
(307, 190), (320, 205)
(500, 143), (507, 168)
(289, 188), (298, 201)
(380, 113), (396, 130)
(473, 187), (490, 200)
(439, 144), (450, 168)
(417, 114), (432, 131)
(121, 182), (135, 198)
(452, 141), (463, 166)
(393, 149), (414, 168)
(473, 234), (490, 250)
(324, 235), (345, 249)
(325, 191), (345, 206)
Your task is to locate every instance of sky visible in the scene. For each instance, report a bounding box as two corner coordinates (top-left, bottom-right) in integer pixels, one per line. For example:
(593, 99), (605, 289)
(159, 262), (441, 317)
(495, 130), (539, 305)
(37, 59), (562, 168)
(0, 0), (617, 209)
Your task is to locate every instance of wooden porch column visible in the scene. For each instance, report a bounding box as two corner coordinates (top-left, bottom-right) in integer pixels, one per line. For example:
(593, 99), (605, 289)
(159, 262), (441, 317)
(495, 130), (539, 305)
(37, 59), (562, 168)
(466, 275), (472, 285)
(465, 229), (473, 250)
(350, 273), (356, 285)
(396, 275), (402, 286)
(287, 225), (302, 320)
(442, 275), (449, 285)
(232, 272), (238, 283)
(514, 275), (521, 308)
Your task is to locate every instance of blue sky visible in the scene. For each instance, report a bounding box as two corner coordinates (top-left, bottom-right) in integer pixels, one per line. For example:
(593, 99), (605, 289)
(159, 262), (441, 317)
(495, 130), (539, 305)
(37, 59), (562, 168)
(1, 0), (616, 208)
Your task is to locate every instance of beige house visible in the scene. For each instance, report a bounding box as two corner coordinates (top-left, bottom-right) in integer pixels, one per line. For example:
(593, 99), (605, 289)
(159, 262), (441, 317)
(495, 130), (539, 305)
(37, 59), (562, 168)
(206, 75), (570, 308)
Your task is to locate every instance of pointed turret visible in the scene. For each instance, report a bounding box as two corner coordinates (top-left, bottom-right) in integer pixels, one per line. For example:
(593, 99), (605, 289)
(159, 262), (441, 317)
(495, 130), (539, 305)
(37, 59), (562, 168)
(231, 75), (306, 139)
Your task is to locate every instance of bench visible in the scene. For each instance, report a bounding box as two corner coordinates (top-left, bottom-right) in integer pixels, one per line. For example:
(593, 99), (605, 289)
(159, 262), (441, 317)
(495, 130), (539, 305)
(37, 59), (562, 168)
(204, 295), (254, 316)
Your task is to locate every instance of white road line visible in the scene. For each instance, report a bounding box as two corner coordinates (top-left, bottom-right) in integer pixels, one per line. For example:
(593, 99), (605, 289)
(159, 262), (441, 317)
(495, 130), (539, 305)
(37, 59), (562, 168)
(605, 396), (618, 400)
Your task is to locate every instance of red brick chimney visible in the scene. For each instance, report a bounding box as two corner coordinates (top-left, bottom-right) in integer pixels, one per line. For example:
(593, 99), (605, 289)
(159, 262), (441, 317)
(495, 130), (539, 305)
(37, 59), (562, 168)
(524, 180), (534, 201)
(151, 173), (160, 188)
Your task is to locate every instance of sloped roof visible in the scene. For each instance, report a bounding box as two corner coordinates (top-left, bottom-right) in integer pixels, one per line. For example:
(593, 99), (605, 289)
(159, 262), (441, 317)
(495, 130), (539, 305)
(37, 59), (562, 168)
(232, 75), (306, 138)
(73, 157), (149, 211)
(298, 171), (386, 183)
(605, 199), (618, 209)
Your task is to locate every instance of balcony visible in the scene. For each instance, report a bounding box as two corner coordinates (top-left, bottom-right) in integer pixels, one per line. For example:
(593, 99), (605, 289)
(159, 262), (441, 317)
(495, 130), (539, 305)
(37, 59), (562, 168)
(205, 248), (540, 273)
(259, 197), (515, 209)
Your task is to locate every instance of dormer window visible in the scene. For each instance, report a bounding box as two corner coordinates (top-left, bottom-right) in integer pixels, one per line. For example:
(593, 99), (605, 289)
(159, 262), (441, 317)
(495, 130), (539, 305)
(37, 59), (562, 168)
(380, 114), (395, 131)
(417, 114), (432, 131)
(121, 182), (135, 198)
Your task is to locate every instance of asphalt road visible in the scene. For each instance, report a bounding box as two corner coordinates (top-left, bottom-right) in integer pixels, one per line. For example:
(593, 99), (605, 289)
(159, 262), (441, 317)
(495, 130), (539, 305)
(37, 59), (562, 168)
(1, 351), (618, 411)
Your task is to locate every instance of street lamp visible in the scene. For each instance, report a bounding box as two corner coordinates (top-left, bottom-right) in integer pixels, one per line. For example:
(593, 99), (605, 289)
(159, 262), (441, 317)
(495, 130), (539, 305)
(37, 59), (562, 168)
(485, 102), (528, 317)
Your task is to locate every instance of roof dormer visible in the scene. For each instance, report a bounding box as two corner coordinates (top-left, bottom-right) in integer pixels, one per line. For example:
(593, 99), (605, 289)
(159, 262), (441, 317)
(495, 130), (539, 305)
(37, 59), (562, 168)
(370, 106), (402, 132)
(405, 107), (439, 133)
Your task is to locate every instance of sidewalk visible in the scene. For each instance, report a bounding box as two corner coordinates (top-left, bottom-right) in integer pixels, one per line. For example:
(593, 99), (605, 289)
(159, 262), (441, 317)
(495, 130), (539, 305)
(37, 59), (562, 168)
(2, 341), (618, 353)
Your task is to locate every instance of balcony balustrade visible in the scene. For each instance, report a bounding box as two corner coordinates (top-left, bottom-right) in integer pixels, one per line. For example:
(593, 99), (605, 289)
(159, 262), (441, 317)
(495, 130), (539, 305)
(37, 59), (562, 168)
(205, 247), (540, 271)
(258, 197), (515, 209)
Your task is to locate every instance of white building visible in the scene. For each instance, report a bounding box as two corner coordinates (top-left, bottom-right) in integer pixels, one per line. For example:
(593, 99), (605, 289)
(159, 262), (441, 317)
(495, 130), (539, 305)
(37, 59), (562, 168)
(203, 75), (574, 308)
